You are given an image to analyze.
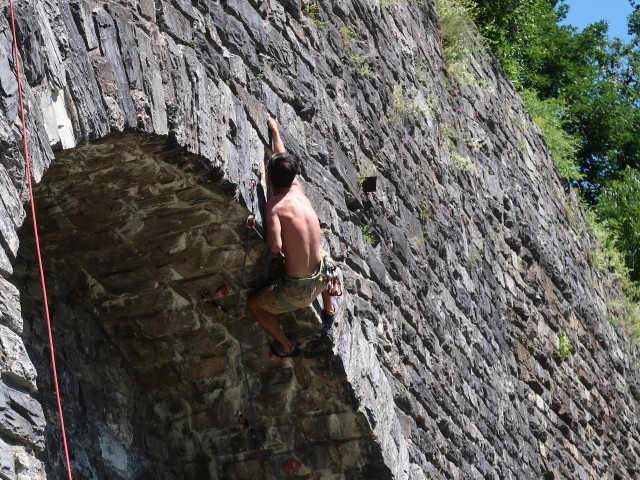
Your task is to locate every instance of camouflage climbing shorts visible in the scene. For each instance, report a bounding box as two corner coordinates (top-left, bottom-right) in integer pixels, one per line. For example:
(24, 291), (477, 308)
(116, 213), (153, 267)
(256, 255), (327, 315)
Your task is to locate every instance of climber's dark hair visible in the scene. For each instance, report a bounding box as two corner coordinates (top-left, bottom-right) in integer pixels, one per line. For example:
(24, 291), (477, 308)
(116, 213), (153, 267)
(267, 152), (300, 188)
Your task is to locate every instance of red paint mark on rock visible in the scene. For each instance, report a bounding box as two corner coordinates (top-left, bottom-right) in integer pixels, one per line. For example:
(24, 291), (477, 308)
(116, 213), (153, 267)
(281, 458), (303, 472)
(215, 284), (229, 300)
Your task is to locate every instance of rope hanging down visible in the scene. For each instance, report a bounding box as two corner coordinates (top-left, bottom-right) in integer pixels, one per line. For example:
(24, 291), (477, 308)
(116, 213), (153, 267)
(8, 2), (74, 478)
(234, 180), (281, 479)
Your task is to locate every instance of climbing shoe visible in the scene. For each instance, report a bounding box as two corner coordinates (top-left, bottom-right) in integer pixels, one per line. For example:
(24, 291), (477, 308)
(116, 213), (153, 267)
(321, 309), (336, 330)
(269, 341), (302, 360)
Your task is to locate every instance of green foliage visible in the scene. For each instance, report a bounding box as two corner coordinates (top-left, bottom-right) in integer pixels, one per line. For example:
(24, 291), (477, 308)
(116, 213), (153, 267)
(340, 25), (378, 78)
(357, 158), (378, 180)
(409, 225), (426, 248)
(463, 133), (486, 153)
(558, 330), (572, 361)
(596, 168), (640, 281)
(451, 152), (475, 172)
(444, 0), (640, 341)
(468, 248), (482, 263)
(412, 234), (425, 246)
(471, 0), (640, 321)
(414, 64), (428, 84)
(473, 0), (561, 85)
(346, 51), (377, 78)
(432, 0), (482, 85)
(379, 0), (400, 8)
(380, 0), (427, 7)
(563, 202), (640, 340)
(473, 0), (640, 197)
(625, 303), (640, 344)
(420, 207), (431, 223)
(307, 2), (329, 30)
(605, 297), (640, 343)
(564, 200), (582, 232)
(338, 25), (357, 40)
(585, 207), (636, 294)
(389, 85), (427, 122)
(557, 30), (640, 195)
(360, 222), (376, 244)
(518, 139), (528, 157)
(439, 122), (475, 172)
(519, 89), (583, 182)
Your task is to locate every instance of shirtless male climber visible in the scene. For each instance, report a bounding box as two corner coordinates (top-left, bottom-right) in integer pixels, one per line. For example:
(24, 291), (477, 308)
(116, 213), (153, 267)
(246, 114), (337, 359)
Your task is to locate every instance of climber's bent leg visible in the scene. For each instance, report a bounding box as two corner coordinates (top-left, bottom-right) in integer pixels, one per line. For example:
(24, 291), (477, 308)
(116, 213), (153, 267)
(321, 290), (334, 315)
(247, 292), (294, 354)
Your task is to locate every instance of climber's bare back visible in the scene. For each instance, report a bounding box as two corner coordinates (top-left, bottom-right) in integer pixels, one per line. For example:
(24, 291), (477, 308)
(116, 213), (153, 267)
(265, 180), (321, 278)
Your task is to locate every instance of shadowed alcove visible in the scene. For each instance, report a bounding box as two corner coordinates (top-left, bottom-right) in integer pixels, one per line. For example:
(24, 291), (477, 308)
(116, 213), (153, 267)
(12, 133), (389, 479)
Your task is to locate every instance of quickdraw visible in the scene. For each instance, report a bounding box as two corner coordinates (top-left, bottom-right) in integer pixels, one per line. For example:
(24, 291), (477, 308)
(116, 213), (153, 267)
(235, 410), (250, 427)
(324, 261), (343, 297)
(245, 180), (264, 239)
(246, 180), (257, 229)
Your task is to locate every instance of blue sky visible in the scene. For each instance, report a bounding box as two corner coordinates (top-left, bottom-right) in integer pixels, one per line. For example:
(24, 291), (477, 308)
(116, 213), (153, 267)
(561, 0), (635, 41)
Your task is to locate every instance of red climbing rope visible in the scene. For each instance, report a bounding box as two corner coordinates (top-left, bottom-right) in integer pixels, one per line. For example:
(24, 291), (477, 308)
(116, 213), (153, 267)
(8, 2), (73, 478)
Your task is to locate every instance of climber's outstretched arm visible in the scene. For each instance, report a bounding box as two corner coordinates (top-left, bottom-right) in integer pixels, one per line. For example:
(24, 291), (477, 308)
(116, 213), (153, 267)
(267, 113), (285, 154)
(266, 114), (304, 190)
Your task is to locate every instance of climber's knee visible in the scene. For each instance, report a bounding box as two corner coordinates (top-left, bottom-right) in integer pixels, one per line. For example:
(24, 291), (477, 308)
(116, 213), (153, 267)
(247, 292), (258, 312)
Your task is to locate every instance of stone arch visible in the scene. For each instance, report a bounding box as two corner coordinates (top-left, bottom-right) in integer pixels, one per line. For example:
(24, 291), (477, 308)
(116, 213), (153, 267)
(12, 132), (389, 479)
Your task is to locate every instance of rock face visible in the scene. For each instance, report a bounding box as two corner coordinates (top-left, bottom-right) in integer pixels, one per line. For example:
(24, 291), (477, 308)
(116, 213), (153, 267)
(0, 0), (639, 479)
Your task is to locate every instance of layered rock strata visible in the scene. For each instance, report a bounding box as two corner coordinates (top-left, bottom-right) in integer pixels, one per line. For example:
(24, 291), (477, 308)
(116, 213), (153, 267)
(0, 0), (638, 479)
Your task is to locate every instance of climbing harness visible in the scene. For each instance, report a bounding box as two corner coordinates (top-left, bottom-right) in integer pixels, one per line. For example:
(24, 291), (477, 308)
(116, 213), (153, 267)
(271, 258), (325, 312)
(8, 2), (73, 479)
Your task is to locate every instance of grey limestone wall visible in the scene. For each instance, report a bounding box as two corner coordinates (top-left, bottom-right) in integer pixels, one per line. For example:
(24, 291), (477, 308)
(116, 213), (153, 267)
(0, 0), (639, 479)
